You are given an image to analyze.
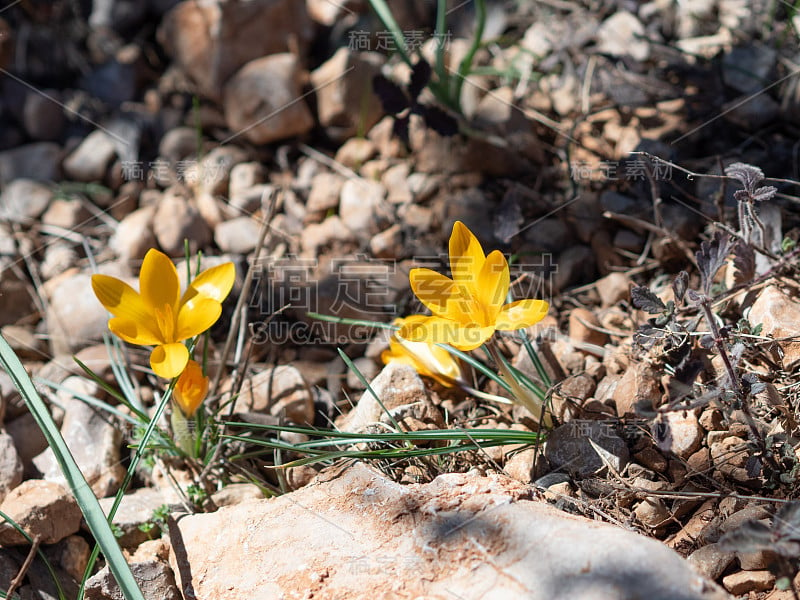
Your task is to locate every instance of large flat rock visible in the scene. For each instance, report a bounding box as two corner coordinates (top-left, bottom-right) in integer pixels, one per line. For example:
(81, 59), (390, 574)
(170, 463), (727, 599)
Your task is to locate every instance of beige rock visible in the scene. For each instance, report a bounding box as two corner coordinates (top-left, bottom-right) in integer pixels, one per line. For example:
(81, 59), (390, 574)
(191, 145), (249, 196)
(34, 388), (126, 498)
(653, 411), (703, 459)
(699, 408), (725, 431)
(0, 433), (21, 503)
(5, 413), (47, 473)
(0, 325), (44, 361)
(84, 555), (180, 600)
(568, 307), (608, 350)
(339, 178), (390, 240)
(159, 0), (312, 100)
(195, 191), (226, 229)
(233, 366), (315, 425)
(40, 243), (79, 281)
(214, 216), (261, 254)
(0, 480), (81, 545)
(337, 363), (428, 433)
(345, 356), (380, 391)
(306, 172), (344, 219)
(311, 48), (385, 141)
(211, 483), (265, 507)
(721, 504), (772, 533)
(49, 534), (91, 582)
(152, 190), (212, 256)
(306, 0), (356, 25)
(111, 205), (157, 264)
(635, 497), (671, 528)
(97, 488), (183, 549)
(747, 285), (800, 367)
(633, 446), (668, 473)
(722, 569), (774, 594)
(300, 215), (357, 256)
(382, 163), (413, 204)
(369, 224), (403, 259)
(667, 499), (721, 552)
(687, 543), (735, 581)
(62, 130), (117, 182)
(687, 447), (712, 475)
(170, 463), (726, 600)
(737, 547), (777, 571)
(45, 273), (108, 355)
(223, 53), (314, 145)
(504, 448), (545, 484)
(611, 362), (662, 417)
(334, 138), (376, 170)
(0, 178), (53, 223)
(597, 11), (649, 61)
(41, 199), (92, 230)
(228, 161), (265, 214)
(596, 272), (631, 307)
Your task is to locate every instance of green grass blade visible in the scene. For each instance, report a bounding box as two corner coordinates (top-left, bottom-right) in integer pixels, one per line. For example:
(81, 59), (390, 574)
(225, 422), (539, 444)
(452, 0), (486, 105)
(0, 335), (145, 600)
(305, 312), (397, 331)
(517, 329), (552, 389)
(366, 0), (413, 67)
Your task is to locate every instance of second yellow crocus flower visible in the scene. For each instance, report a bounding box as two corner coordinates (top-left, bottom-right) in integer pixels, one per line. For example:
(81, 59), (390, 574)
(381, 316), (463, 387)
(400, 221), (549, 350)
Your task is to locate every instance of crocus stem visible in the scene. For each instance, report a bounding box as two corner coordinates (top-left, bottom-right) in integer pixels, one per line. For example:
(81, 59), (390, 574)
(486, 340), (551, 428)
(170, 403), (197, 458)
(458, 382), (513, 404)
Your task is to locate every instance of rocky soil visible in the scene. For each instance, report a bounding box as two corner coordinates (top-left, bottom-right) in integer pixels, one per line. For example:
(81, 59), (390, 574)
(0, 0), (799, 598)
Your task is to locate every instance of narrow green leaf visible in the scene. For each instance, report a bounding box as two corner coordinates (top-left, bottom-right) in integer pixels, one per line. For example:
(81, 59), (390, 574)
(0, 335), (145, 600)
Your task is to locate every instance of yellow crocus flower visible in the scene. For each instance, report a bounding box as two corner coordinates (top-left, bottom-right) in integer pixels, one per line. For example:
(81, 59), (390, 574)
(400, 221), (549, 350)
(381, 316), (463, 387)
(173, 359), (209, 417)
(91, 249), (235, 379)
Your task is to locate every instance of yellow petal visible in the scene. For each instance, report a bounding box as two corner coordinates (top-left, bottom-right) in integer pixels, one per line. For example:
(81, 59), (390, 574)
(381, 345), (416, 368)
(174, 360), (209, 417)
(175, 297), (222, 340)
(495, 299), (549, 330)
(476, 250), (510, 322)
(446, 323), (496, 351)
(409, 268), (457, 316)
(107, 317), (162, 346)
(449, 221), (485, 287)
(92, 274), (158, 332)
(139, 249), (180, 312)
(150, 343), (189, 379)
(182, 262), (236, 304)
(402, 341), (461, 385)
(399, 315), (494, 351)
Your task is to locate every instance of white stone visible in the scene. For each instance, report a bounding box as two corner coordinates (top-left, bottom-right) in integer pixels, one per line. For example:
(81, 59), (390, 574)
(63, 130), (118, 182)
(339, 178), (389, 240)
(596, 12), (649, 61)
(171, 463), (726, 600)
(214, 216), (261, 254)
